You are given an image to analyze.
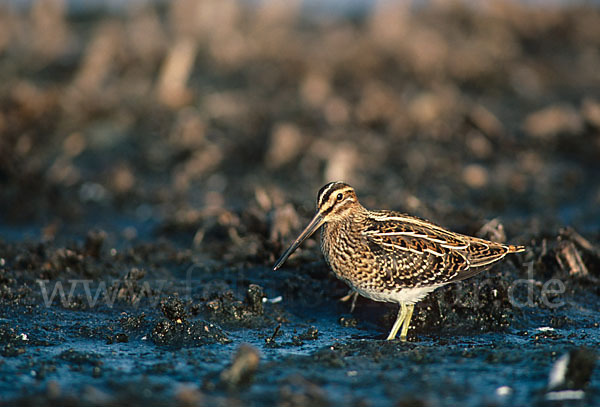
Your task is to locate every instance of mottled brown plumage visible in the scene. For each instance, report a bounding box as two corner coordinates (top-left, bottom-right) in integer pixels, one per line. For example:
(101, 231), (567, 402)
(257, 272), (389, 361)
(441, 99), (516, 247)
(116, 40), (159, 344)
(274, 182), (525, 340)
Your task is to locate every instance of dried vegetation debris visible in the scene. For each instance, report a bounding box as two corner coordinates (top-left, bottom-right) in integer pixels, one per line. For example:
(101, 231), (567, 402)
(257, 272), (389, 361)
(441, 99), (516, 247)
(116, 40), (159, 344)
(533, 228), (600, 284)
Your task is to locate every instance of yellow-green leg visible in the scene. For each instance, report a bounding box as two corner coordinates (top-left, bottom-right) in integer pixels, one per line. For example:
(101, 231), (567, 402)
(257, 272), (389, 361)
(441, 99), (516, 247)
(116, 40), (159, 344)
(386, 302), (407, 340)
(399, 304), (414, 340)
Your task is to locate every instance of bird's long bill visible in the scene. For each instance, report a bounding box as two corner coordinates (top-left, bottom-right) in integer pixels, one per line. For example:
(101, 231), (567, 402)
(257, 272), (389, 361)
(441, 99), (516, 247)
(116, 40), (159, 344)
(273, 213), (325, 270)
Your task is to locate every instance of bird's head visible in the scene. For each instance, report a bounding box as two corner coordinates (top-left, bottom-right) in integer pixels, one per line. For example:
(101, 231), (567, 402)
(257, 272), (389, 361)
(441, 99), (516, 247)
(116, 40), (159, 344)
(315, 181), (359, 222)
(273, 181), (360, 270)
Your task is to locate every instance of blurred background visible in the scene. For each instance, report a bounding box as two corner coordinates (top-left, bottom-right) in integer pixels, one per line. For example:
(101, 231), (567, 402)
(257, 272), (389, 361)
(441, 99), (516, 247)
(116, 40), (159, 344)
(1, 0), (600, 262)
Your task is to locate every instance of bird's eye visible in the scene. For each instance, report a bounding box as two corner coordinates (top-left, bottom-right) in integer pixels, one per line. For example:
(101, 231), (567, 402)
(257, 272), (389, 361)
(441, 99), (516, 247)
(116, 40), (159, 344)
(336, 193), (343, 201)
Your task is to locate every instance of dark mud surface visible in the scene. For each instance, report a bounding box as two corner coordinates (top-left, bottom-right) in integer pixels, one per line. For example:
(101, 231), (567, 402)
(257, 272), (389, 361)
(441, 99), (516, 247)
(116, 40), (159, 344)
(1, 1), (600, 406)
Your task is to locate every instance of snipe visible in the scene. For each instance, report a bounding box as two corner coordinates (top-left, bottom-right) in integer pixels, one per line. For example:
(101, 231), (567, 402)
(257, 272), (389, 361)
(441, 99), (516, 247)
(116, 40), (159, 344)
(273, 182), (525, 340)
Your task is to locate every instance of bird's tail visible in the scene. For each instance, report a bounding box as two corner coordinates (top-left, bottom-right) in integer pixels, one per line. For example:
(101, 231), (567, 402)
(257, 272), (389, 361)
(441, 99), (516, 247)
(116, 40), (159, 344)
(506, 244), (526, 253)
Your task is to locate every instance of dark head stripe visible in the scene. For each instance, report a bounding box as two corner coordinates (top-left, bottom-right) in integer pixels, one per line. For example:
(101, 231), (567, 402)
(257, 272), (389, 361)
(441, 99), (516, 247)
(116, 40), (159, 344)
(321, 197), (356, 216)
(317, 182), (341, 207)
(317, 182), (351, 208)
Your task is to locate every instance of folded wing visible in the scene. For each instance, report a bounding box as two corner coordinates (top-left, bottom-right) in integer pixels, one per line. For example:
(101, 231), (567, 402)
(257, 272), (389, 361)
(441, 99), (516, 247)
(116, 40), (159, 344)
(362, 212), (521, 287)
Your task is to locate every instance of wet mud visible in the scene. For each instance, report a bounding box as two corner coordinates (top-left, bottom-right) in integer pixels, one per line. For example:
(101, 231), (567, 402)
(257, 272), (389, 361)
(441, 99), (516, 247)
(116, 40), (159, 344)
(1, 1), (600, 406)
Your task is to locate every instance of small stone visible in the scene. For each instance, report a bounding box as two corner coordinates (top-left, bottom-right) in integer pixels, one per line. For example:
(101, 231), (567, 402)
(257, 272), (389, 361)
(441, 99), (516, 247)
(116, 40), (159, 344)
(92, 366), (102, 378)
(85, 229), (107, 258)
(524, 104), (583, 139)
(220, 344), (260, 390)
(115, 333), (129, 343)
(548, 348), (597, 391)
(175, 384), (204, 406)
(339, 317), (358, 327)
(265, 123), (304, 168)
(581, 98), (600, 128)
(496, 386), (513, 397)
(462, 164), (488, 189)
(246, 284), (264, 315)
(298, 326), (319, 340)
(477, 219), (506, 243)
(46, 380), (61, 399)
(160, 297), (187, 322)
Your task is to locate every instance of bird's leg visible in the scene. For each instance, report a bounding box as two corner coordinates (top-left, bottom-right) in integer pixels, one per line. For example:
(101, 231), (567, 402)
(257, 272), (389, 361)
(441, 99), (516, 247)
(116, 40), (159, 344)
(340, 290), (359, 313)
(350, 291), (358, 313)
(399, 303), (415, 341)
(386, 302), (407, 340)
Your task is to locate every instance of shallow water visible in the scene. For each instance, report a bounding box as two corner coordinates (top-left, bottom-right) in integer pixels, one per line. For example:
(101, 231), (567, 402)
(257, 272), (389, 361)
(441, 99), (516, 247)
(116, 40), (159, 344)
(1, 252), (598, 406)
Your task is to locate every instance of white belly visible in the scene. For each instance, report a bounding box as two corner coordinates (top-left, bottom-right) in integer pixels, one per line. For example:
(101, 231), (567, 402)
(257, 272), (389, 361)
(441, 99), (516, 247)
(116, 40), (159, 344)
(355, 284), (445, 305)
